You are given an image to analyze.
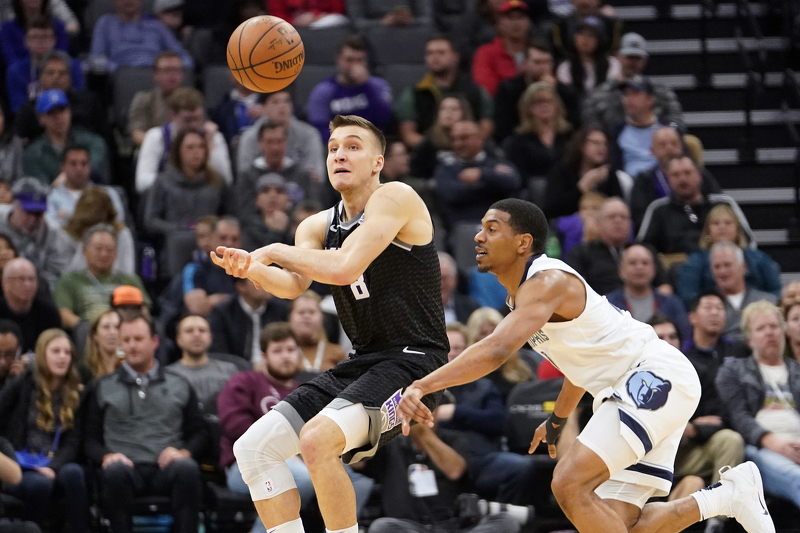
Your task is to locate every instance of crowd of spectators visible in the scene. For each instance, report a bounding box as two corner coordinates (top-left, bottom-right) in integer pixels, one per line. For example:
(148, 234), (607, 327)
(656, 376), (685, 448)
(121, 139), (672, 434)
(1, 0), (799, 532)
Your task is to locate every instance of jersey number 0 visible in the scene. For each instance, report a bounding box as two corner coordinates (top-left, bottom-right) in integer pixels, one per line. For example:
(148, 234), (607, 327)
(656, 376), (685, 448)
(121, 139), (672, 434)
(350, 275), (370, 300)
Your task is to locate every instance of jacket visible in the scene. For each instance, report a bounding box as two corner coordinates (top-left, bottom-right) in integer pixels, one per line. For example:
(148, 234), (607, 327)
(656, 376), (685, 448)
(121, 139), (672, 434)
(582, 78), (684, 130)
(84, 364), (208, 464)
(630, 166), (721, 229)
(0, 369), (83, 470)
(715, 356), (800, 447)
(208, 296), (291, 361)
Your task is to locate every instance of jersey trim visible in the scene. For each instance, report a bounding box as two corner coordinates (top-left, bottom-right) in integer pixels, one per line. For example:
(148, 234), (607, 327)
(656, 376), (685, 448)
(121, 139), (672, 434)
(624, 462), (674, 483)
(618, 407), (653, 454)
(391, 238), (413, 251)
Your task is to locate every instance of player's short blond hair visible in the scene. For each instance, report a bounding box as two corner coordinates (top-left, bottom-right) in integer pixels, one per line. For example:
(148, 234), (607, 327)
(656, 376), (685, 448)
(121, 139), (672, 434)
(329, 114), (386, 155)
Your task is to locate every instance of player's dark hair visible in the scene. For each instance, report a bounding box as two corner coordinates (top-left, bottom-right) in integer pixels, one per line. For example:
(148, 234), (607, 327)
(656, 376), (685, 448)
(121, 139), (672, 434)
(647, 313), (683, 347)
(329, 114), (387, 155)
(489, 198), (549, 255)
(689, 289), (726, 313)
(260, 322), (297, 353)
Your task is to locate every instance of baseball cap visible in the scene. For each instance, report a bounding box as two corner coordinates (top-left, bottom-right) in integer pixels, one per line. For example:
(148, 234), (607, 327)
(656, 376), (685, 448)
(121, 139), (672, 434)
(154, 0), (183, 14)
(11, 177), (49, 212)
(619, 32), (648, 57)
(112, 285), (144, 307)
(36, 89), (69, 114)
(576, 16), (604, 34)
(620, 74), (654, 95)
(498, 0), (528, 14)
(256, 173), (287, 192)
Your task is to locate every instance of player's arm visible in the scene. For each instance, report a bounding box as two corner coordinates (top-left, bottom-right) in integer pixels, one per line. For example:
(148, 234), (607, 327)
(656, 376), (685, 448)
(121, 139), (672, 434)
(399, 270), (571, 432)
(261, 183), (422, 286)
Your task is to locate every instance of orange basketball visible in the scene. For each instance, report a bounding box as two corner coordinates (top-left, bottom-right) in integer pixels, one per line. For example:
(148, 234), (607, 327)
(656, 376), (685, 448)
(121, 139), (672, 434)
(227, 15), (305, 93)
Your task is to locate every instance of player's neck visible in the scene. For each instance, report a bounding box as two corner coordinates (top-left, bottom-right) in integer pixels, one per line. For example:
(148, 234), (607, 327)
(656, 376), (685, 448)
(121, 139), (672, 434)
(340, 181), (380, 221)
(496, 258), (534, 301)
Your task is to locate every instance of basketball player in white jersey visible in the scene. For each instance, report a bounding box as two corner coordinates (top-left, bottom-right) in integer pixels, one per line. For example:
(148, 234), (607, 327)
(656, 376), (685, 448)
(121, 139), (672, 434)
(398, 198), (774, 533)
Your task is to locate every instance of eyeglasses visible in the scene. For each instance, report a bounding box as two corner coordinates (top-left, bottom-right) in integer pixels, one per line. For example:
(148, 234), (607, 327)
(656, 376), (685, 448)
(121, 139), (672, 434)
(4, 276), (37, 284)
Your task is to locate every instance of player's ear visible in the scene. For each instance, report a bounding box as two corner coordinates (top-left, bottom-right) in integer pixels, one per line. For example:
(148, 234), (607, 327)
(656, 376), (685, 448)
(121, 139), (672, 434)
(517, 233), (534, 254)
(374, 154), (384, 173)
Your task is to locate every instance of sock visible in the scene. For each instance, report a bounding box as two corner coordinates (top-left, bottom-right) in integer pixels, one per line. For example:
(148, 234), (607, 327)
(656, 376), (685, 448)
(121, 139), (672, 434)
(269, 518), (305, 533)
(691, 480), (735, 520)
(325, 525), (358, 533)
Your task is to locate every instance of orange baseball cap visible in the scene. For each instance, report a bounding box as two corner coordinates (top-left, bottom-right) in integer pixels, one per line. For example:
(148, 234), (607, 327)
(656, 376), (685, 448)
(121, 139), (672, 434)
(112, 285), (144, 307)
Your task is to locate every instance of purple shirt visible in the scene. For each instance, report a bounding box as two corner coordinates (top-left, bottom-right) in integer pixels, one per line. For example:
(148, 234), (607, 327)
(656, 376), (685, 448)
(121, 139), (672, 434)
(307, 75), (393, 141)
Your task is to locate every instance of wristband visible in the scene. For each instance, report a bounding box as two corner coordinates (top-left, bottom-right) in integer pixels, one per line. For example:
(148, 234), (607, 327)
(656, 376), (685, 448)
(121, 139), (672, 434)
(545, 413), (568, 445)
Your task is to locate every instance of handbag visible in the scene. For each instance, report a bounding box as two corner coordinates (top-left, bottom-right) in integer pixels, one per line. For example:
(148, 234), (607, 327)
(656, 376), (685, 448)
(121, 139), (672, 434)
(15, 424), (62, 470)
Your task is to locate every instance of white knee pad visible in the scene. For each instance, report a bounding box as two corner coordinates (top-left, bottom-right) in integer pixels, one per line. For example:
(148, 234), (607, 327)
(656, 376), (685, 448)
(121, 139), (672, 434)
(318, 403), (370, 453)
(233, 409), (301, 501)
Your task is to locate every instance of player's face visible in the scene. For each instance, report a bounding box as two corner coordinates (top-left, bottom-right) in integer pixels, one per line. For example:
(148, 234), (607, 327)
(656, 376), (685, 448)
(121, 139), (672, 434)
(327, 125), (383, 193)
(748, 312), (785, 359)
(474, 209), (525, 274)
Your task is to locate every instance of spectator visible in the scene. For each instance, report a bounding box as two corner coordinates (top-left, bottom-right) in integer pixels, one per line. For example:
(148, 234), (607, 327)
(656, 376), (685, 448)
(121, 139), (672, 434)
(168, 314), (238, 406)
(183, 216), (239, 317)
(555, 16), (621, 96)
(22, 90), (109, 185)
(436, 321), (536, 504)
(648, 313), (682, 350)
(236, 89), (324, 182)
(494, 40), (580, 143)
(550, 0), (621, 56)
(0, 106), (23, 183)
(544, 126), (620, 219)
(710, 241), (777, 340)
(606, 244), (691, 337)
(143, 129), (230, 239)
(0, 434), (42, 533)
(213, 76), (263, 148)
(84, 312), (208, 533)
(716, 301), (800, 512)
(307, 36), (393, 142)
(502, 82), (571, 184)
(218, 322), (374, 529)
(0, 320), (24, 390)
(637, 155), (753, 255)
(380, 138), (431, 202)
(410, 95), (474, 179)
(785, 301), (800, 362)
(0, 177), (75, 290)
(54, 223), (150, 330)
(451, 0), (502, 69)
(0, 181), (11, 205)
(629, 127), (721, 228)
(0, 0), (72, 65)
(236, 121), (320, 231)
(348, 0), (430, 29)
(582, 33), (684, 130)
(266, 0), (347, 27)
(288, 291), (346, 372)
(242, 173), (293, 250)
(46, 145), (125, 228)
(433, 120), (521, 232)
(208, 278), (290, 363)
(0, 258), (61, 353)
(128, 51), (185, 147)
(607, 76), (663, 180)
(153, 0), (185, 39)
(89, 0), (194, 72)
(684, 290), (750, 362)
(0, 328), (88, 532)
(439, 251), (479, 325)
(136, 87), (232, 193)
(84, 309), (122, 379)
(13, 51), (106, 143)
(471, 0), (531, 97)
(396, 35), (493, 149)
(552, 190), (605, 257)
(6, 17), (82, 114)
(63, 187), (135, 275)
(782, 281), (800, 308)
(677, 204), (781, 308)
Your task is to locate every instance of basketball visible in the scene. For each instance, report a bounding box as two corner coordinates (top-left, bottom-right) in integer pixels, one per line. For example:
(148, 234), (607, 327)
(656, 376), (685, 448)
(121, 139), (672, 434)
(226, 15), (305, 93)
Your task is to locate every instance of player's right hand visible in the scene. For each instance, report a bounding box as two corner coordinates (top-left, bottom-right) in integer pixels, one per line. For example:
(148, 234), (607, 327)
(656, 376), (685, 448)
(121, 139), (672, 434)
(529, 420), (558, 458)
(398, 383), (434, 436)
(211, 247), (252, 279)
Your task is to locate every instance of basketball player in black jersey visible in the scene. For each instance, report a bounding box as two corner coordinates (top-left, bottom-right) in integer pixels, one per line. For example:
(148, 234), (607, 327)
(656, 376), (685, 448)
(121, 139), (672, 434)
(211, 115), (448, 533)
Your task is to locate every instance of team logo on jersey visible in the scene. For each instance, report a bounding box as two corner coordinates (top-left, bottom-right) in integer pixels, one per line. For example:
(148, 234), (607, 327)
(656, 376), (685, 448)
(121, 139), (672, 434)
(626, 371), (672, 410)
(380, 389), (403, 433)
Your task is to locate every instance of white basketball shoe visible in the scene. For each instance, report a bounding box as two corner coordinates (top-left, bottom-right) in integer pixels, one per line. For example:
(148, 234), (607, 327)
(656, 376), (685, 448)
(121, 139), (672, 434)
(719, 462), (775, 533)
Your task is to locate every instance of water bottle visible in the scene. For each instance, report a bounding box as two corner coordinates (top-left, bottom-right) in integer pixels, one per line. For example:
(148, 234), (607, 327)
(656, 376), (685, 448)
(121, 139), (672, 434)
(142, 246), (157, 281)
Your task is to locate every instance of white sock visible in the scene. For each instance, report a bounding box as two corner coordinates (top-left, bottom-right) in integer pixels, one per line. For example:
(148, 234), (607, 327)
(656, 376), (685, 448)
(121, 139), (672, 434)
(269, 518), (305, 533)
(325, 525), (358, 533)
(691, 480), (735, 520)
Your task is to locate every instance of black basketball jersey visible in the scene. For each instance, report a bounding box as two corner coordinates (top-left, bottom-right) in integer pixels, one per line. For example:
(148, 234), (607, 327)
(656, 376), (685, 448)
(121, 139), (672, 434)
(323, 201), (449, 356)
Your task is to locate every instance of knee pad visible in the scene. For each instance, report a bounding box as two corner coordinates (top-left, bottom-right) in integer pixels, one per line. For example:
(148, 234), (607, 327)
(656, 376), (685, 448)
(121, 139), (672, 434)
(233, 409), (301, 501)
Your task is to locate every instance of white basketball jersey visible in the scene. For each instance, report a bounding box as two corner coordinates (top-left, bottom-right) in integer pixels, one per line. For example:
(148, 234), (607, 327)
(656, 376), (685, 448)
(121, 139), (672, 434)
(520, 255), (659, 396)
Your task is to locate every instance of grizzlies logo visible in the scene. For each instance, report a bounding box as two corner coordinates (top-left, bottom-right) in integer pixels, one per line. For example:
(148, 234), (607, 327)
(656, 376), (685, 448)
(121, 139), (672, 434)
(626, 371), (672, 410)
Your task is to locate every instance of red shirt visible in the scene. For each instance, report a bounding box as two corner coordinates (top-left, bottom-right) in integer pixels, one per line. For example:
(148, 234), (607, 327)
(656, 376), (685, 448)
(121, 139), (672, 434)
(471, 37), (520, 97)
(266, 0), (345, 24)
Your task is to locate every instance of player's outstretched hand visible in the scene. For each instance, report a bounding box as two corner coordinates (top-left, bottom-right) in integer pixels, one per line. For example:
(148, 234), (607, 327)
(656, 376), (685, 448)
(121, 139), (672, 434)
(210, 247), (252, 278)
(399, 383), (434, 436)
(530, 420), (558, 458)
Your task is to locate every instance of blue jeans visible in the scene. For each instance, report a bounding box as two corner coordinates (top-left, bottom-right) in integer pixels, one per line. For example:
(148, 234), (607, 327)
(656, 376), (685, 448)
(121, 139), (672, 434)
(226, 459), (374, 532)
(9, 463), (88, 533)
(745, 444), (800, 509)
(471, 452), (536, 505)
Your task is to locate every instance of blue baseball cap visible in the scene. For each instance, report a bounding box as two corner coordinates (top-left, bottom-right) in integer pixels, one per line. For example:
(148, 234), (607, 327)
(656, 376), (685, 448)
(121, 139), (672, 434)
(11, 177), (49, 212)
(36, 89), (69, 114)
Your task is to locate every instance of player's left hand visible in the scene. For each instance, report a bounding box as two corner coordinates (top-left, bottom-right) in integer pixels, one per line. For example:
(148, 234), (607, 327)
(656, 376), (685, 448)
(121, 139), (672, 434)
(530, 420), (557, 458)
(399, 383), (434, 436)
(210, 247), (251, 278)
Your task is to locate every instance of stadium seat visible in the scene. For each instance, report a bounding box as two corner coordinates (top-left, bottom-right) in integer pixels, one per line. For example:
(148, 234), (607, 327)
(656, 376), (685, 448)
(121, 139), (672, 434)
(376, 63), (427, 101)
(163, 230), (198, 279)
(289, 64), (337, 118)
(186, 28), (215, 70)
(203, 65), (236, 114)
(297, 25), (355, 65)
(364, 25), (434, 66)
(112, 67), (155, 129)
(347, 0), (433, 31)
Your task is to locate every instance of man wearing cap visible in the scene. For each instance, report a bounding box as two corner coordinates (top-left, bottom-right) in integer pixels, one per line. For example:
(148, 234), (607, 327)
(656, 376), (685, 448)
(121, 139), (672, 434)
(471, 0), (532, 97)
(54, 223), (150, 331)
(549, 0), (623, 61)
(607, 75), (663, 180)
(22, 89), (109, 185)
(0, 178), (75, 291)
(0, 258), (62, 353)
(243, 174), (294, 251)
(583, 32), (684, 130)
